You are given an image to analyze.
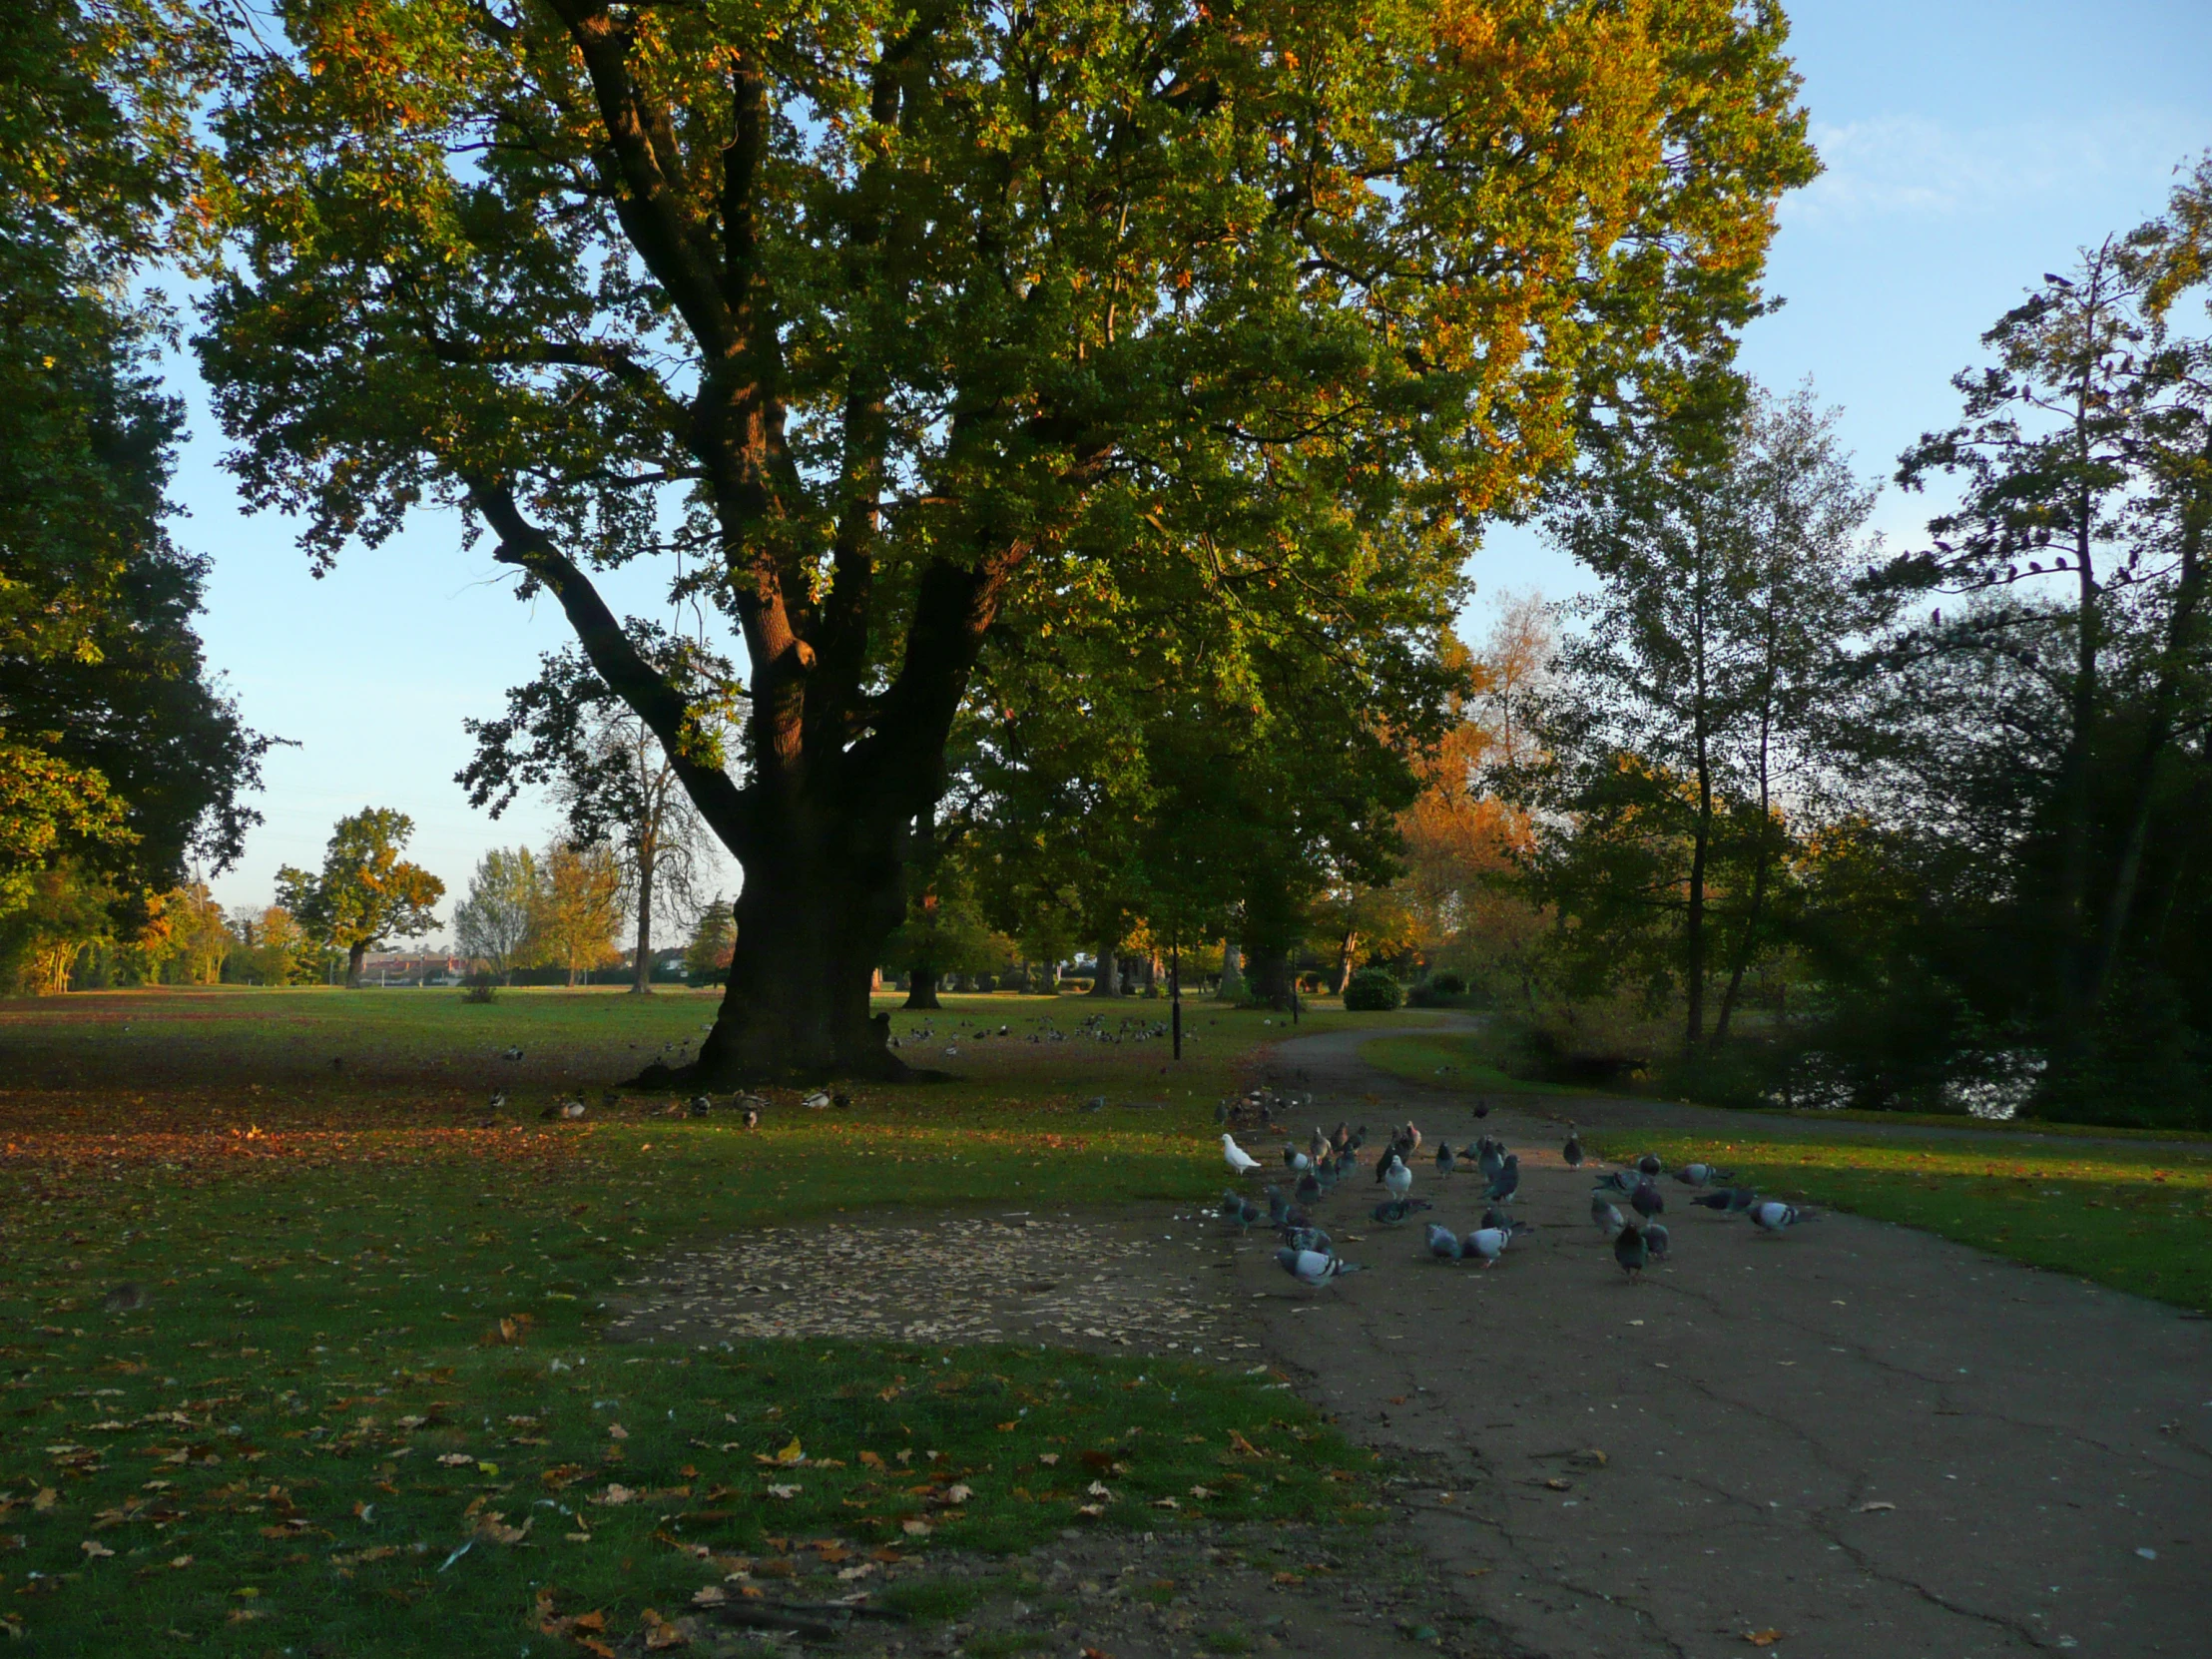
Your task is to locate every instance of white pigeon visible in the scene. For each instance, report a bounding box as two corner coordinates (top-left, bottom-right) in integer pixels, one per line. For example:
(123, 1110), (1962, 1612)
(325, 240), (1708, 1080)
(1463, 1225), (1510, 1266)
(1752, 1200), (1814, 1233)
(1382, 1155), (1412, 1201)
(802, 1090), (831, 1109)
(1222, 1133), (1262, 1176)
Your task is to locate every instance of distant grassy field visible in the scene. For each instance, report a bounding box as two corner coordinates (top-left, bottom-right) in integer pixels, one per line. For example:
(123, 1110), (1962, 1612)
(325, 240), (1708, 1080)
(1585, 1128), (2212, 1315)
(0, 988), (1428, 1655)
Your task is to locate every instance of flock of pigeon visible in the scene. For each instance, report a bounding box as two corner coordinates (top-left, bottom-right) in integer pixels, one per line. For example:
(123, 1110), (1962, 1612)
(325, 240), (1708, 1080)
(887, 1012), (1176, 1059)
(1219, 1105), (1817, 1290)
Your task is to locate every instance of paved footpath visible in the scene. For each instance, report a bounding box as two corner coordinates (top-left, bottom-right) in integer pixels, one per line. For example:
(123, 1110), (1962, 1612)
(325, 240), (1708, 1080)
(1228, 1027), (2212, 1659)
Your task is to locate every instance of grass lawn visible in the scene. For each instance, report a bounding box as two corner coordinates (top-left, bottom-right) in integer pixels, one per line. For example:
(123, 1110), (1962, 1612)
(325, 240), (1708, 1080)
(0, 988), (1423, 1656)
(1585, 1129), (2212, 1315)
(1358, 1030), (1573, 1097)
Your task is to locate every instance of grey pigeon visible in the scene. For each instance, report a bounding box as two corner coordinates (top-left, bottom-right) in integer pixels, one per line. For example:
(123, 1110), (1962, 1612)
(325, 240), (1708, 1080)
(1643, 1222), (1671, 1262)
(1462, 1224), (1511, 1266)
(1294, 1170), (1323, 1205)
(1562, 1124), (1582, 1169)
(1636, 1153), (1663, 1177)
(1674, 1162), (1719, 1186)
(1476, 1138), (1505, 1185)
(1424, 1222), (1464, 1261)
(1277, 1248), (1365, 1288)
(1435, 1142), (1457, 1179)
(1382, 1155), (1413, 1201)
(1614, 1223), (1649, 1279)
(1480, 1205), (1511, 1232)
(1590, 1193), (1625, 1237)
(1483, 1154), (1520, 1203)
(1370, 1197), (1433, 1227)
(1691, 1186), (1758, 1213)
(1592, 1170), (1638, 1195)
(1630, 1180), (1665, 1222)
(1473, 1097), (1489, 1119)
(1751, 1201), (1816, 1233)
(1279, 1225), (1333, 1255)
(1219, 1190), (1261, 1230)
(1266, 1185), (1291, 1225)
(1284, 1145), (1312, 1173)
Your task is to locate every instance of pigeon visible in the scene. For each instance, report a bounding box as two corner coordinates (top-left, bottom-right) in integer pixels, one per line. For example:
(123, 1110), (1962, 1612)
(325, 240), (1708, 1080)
(1279, 1225), (1333, 1255)
(1462, 1225), (1510, 1266)
(101, 1283), (148, 1315)
(803, 1090), (832, 1109)
(1434, 1142), (1457, 1179)
(1480, 1205), (1511, 1233)
(1472, 1097), (1490, 1119)
(1284, 1145), (1312, 1173)
(1370, 1197), (1432, 1227)
(1643, 1222), (1671, 1262)
(1591, 1194), (1626, 1237)
(1691, 1187), (1759, 1213)
(1277, 1248), (1365, 1288)
(1751, 1201), (1816, 1234)
(1294, 1170), (1323, 1205)
(1400, 1122), (1422, 1153)
(1219, 1191), (1261, 1230)
(1637, 1153), (1663, 1177)
(1382, 1155), (1412, 1202)
(1674, 1162), (1719, 1186)
(1309, 1128), (1330, 1161)
(742, 1106), (761, 1131)
(1425, 1222), (1464, 1261)
(1222, 1134), (1262, 1176)
(1483, 1154), (1520, 1203)
(1562, 1124), (1582, 1169)
(1630, 1180), (1665, 1222)
(1614, 1223), (1649, 1279)
(488, 1090), (508, 1113)
(1332, 1122), (1353, 1154)
(1084, 1095), (1107, 1112)
(502, 1046), (523, 1062)
(1591, 1170), (1638, 1195)
(1476, 1139), (1505, 1185)
(1266, 1184), (1291, 1225)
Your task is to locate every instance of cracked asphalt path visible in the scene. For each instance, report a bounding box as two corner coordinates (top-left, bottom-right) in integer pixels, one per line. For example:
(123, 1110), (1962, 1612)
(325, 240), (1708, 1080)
(1230, 1027), (2212, 1659)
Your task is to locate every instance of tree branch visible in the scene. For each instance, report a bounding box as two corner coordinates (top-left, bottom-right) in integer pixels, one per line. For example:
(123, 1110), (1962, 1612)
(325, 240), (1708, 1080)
(468, 477), (753, 851)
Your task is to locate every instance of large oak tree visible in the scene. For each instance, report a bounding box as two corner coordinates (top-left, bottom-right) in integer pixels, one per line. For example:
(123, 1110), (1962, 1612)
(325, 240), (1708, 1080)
(200, 0), (1814, 1081)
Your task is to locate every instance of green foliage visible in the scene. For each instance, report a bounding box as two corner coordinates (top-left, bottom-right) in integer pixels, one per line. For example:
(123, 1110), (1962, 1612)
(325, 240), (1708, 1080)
(0, 0), (267, 923)
(277, 809), (445, 984)
(450, 846), (540, 982)
(683, 893), (737, 986)
(1341, 967), (1403, 1012)
(196, 0), (1817, 1072)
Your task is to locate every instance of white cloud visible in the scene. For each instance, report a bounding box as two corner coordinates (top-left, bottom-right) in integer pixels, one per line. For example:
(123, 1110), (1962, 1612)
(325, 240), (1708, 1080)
(1787, 111), (2202, 225)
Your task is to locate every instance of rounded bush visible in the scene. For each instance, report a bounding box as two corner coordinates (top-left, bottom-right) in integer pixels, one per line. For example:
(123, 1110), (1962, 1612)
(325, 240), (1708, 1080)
(1343, 968), (1403, 1011)
(1427, 970), (1467, 996)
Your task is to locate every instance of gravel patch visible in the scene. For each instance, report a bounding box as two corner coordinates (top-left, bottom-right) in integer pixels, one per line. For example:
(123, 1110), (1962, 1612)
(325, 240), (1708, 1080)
(607, 1207), (1261, 1358)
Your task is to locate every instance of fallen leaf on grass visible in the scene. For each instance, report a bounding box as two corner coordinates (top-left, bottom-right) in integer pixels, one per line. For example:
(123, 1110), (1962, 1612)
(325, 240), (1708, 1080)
(692, 1586), (728, 1607)
(30, 1490), (56, 1513)
(1038, 1453), (1060, 1466)
(1856, 1501), (1896, 1513)
(1189, 1486), (1216, 1500)
(437, 1453), (476, 1468)
(1227, 1431), (1265, 1458)
(1543, 1478), (1571, 1492)
(80, 1540), (114, 1559)
(858, 1450), (887, 1469)
(756, 1437), (805, 1466)
(1744, 1632), (1783, 1648)
(766, 1484), (802, 1500)
(640, 1608), (686, 1650)
(597, 1484), (636, 1505)
(900, 1519), (931, 1537)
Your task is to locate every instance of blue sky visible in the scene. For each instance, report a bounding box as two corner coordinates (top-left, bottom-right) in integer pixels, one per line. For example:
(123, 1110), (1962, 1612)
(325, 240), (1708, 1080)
(180, 0), (2212, 932)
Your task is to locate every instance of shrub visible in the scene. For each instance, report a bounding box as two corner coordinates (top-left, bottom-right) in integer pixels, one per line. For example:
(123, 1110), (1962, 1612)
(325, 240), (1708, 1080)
(1427, 970), (1467, 996)
(1342, 968), (1403, 1011)
(460, 971), (497, 1004)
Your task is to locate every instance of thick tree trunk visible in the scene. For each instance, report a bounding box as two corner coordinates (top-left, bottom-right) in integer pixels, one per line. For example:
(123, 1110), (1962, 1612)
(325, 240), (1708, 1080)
(631, 849), (655, 994)
(1089, 938), (1121, 997)
(673, 818), (910, 1084)
(903, 967), (941, 1010)
(1248, 948), (1294, 1011)
(1140, 951), (1158, 997)
(1219, 938), (1242, 997)
(346, 941), (366, 989)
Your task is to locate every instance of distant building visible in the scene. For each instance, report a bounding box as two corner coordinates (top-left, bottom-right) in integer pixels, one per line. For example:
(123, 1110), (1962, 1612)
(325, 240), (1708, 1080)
(356, 952), (469, 986)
